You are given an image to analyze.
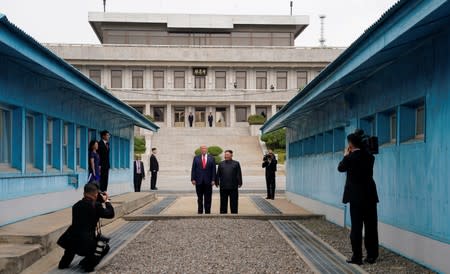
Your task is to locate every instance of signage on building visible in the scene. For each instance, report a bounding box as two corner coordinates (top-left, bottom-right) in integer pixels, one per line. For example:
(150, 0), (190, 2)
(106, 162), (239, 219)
(193, 67), (207, 76)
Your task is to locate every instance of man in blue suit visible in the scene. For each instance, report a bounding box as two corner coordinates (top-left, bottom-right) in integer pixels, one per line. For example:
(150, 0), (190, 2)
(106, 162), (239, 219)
(191, 145), (216, 214)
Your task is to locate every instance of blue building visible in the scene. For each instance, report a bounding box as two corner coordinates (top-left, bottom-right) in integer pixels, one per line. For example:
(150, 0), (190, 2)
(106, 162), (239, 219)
(0, 14), (158, 226)
(262, 0), (450, 272)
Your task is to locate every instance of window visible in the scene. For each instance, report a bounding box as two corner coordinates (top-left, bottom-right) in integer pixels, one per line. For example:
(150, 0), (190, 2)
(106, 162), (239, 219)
(0, 107), (11, 166)
(324, 130), (333, 153)
(315, 134), (324, 154)
(256, 107), (267, 118)
(76, 127), (81, 168)
(398, 100), (425, 142)
(333, 127), (345, 152)
(390, 113), (397, 143)
(236, 71), (247, 89)
(256, 71), (267, 89)
(215, 71), (226, 89)
(297, 71), (308, 89)
(25, 114), (35, 167)
(132, 70), (144, 89)
(174, 71), (185, 88)
(195, 76), (206, 89)
(153, 107), (165, 122)
(235, 107), (248, 122)
(416, 105), (425, 138)
(153, 70), (164, 88)
(46, 118), (53, 167)
(89, 70), (101, 85)
(63, 123), (68, 167)
(360, 116), (376, 136)
(111, 70), (122, 88)
(276, 71), (287, 89)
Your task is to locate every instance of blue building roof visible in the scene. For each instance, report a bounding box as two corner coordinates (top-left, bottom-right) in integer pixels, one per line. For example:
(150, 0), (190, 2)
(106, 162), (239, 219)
(261, 0), (450, 133)
(0, 13), (159, 132)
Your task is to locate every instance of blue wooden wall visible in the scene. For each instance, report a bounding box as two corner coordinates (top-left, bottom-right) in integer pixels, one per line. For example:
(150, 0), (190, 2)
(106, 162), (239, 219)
(286, 27), (450, 244)
(0, 50), (135, 202)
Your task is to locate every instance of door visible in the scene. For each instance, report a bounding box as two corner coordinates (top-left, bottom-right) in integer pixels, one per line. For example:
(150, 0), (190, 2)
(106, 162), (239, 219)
(174, 107), (185, 127)
(195, 107), (206, 127)
(215, 107), (226, 127)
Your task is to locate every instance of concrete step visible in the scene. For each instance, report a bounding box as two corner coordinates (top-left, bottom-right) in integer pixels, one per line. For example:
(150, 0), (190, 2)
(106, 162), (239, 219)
(0, 192), (156, 274)
(0, 244), (42, 274)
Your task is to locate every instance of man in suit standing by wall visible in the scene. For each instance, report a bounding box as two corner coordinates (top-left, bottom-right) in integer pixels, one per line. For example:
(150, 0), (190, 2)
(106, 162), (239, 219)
(97, 130), (110, 192)
(338, 133), (379, 265)
(188, 112), (194, 127)
(216, 150), (242, 214)
(133, 155), (145, 192)
(208, 112), (213, 127)
(191, 145), (216, 214)
(150, 148), (159, 190)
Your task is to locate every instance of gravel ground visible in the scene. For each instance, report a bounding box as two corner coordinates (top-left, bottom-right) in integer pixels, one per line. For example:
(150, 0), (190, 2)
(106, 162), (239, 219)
(300, 219), (435, 274)
(98, 219), (312, 274)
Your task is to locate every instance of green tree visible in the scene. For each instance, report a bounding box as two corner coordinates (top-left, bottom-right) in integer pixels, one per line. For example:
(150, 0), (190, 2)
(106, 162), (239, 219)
(134, 136), (146, 155)
(261, 128), (286, 150)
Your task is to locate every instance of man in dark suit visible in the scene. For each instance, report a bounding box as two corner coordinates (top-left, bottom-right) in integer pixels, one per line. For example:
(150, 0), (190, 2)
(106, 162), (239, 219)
(262, 150), (277, 200)
(188, 112), (194, 127)
(133, 156), (145, 192)
(208, 112), (213, 127)
(191, 145), (216, 214)
(338, 133), (379, 265)
(97, 130), (110, 192)
(57, 183), (115, 272)
(216, 150), (242, 214)
(150, 148), (159, 190)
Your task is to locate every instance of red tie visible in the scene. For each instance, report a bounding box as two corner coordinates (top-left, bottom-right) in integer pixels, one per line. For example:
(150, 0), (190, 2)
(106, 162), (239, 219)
(202, 155), (206, 169)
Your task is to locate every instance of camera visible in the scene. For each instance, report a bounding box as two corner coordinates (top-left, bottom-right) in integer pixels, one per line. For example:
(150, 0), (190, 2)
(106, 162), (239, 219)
(354, 129), (379, 155)
(97, 192), (107, 203)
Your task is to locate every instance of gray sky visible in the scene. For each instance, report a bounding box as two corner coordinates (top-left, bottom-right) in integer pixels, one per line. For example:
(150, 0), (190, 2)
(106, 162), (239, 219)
(1, 0), (397, 47)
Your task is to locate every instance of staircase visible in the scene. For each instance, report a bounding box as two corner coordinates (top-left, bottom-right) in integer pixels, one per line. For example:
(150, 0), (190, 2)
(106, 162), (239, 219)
(148, 127), (265, 177)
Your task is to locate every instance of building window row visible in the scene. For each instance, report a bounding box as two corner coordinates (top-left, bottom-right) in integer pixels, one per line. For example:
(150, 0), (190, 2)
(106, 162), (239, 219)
(0, 103), (131, 174)
(289, 99), (426, 158)
(289, 127), (345, 158)
(363, 98), (425, 146)
(87, 69), (310, 90)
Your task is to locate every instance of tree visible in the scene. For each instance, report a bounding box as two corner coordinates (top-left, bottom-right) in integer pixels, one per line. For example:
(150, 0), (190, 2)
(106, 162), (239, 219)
(261, 128), (286, 149)
(134, 136), (146, 155)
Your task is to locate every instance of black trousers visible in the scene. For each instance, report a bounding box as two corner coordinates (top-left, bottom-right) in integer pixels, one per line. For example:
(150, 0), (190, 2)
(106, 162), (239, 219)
(208, 121), (213, 127)
(58, 249), (98, 270)
(151, 171), (158, 189)
(265, 174), (276, 199)
(189, 121), (193, 127)
(195, 183), (212, 214)
(220, 188), (239, 214)
(349, 202), (379, 260)
(133, 174), (143, 192)
(99, 168), (109, 192)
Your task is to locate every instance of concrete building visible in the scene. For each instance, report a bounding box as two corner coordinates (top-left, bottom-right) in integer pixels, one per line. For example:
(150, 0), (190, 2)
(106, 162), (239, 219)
(0, 13), (158, 226)
(262, 0), (450, 272)
(47, 12), (344, 130)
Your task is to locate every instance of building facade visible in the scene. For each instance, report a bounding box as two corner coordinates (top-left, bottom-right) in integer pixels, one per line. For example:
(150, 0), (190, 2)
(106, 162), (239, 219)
(0, 13), (158, 226)
(47, 13), (344, 130)
(262, 0), (450, 272)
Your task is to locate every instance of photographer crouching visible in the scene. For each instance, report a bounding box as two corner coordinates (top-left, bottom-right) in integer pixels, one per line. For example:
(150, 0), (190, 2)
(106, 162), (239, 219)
(338, 132), (379, 265)
(57, 183), (115, 272)
(262, 150), (277, 200)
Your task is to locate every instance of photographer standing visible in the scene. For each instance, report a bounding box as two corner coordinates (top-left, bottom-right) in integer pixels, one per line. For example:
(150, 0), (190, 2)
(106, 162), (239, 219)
(262, 150), (277, 200)
(338, 133), (379, 265)
(57, 183), (115, 272)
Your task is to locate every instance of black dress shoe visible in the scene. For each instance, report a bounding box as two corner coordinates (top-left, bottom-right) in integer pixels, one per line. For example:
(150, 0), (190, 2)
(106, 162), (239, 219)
(265, 197), (270, 199)
(346, 259), (363, 265)
(364, 257), (377, 264)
